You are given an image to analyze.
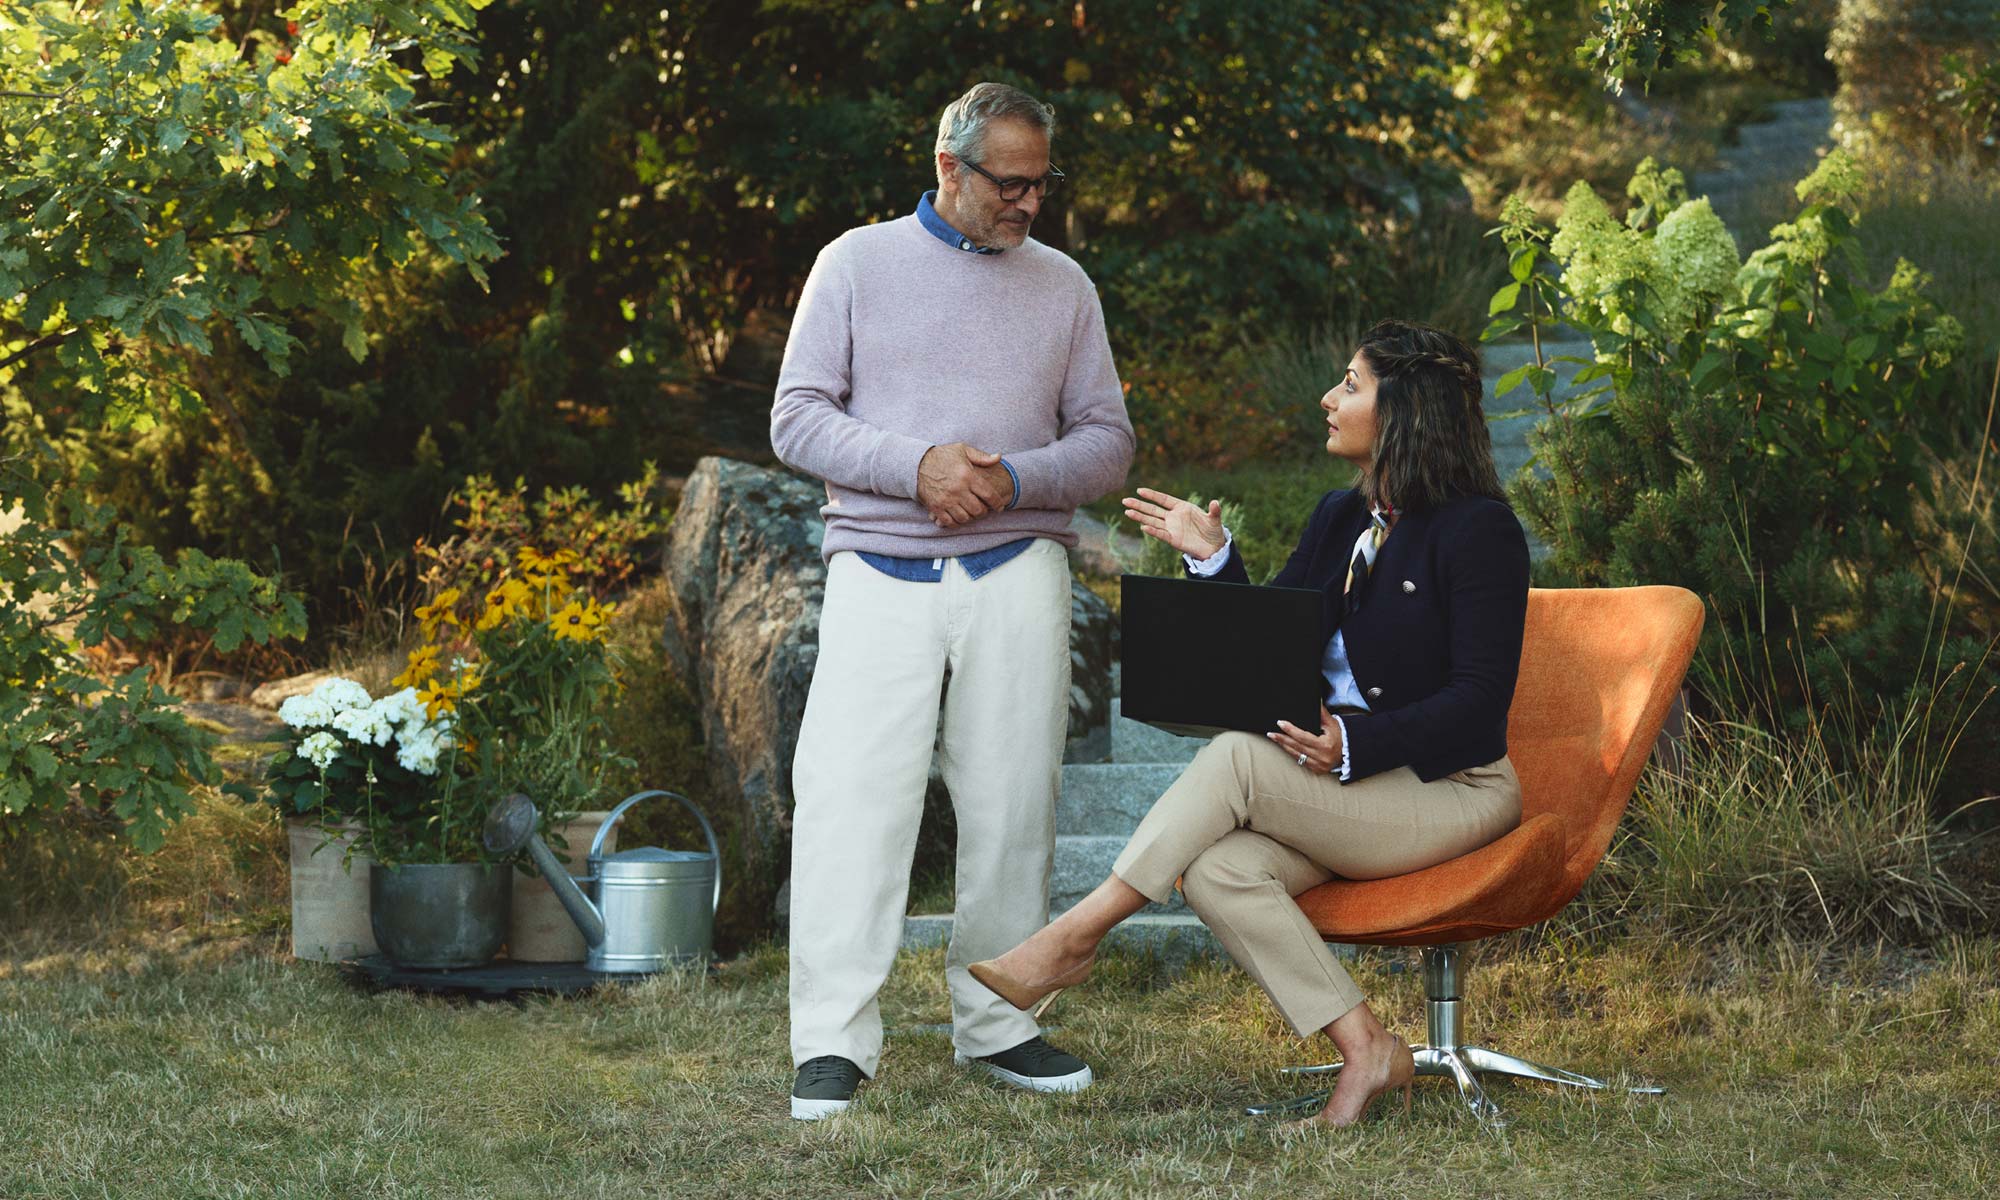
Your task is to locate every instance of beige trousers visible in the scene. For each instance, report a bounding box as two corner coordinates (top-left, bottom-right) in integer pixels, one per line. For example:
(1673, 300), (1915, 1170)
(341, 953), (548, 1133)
(789, 540), (1071, 1076)
(1112, 730), (1521, 1037)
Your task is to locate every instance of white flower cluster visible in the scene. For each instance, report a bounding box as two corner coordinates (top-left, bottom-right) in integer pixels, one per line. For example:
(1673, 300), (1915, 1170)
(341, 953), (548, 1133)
(284, 677), (454, 777)
(1552, 181), (1740, 345)
(298, 731), (342, 771)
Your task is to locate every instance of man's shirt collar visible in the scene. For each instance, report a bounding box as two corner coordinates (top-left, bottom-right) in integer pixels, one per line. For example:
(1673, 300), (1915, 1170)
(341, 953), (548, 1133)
(917, 190), (1004, 255)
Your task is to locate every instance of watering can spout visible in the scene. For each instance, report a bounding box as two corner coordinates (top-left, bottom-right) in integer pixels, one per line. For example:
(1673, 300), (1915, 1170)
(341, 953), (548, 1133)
(483, 793), (607, 949)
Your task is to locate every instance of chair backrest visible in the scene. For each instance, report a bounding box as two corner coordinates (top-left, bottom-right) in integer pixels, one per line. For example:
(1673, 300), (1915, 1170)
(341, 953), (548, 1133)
(1506, 586), (1705, 903)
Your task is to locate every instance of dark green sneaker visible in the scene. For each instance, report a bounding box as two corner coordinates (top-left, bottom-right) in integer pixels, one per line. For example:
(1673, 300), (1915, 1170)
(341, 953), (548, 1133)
(956, 1036), (1093, 1093)
(791, 1055), (864, 1120)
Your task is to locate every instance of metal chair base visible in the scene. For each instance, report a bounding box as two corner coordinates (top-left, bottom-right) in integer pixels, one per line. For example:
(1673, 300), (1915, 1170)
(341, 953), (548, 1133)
(1246, 945), (1665, 1126)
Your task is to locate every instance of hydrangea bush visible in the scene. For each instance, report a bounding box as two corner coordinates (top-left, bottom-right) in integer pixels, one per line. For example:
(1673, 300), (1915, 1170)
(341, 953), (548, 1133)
(1487, 152), (1982, 733)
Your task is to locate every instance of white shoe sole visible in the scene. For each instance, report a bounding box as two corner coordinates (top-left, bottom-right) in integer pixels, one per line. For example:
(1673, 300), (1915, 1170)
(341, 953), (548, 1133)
(955, 1052), (1094, 1093)
(791, 1095), (852, 1120)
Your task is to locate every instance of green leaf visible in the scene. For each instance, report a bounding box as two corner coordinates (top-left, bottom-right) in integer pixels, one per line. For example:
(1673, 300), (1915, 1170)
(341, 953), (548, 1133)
(342, 320), (369, 363)
(157, 118), (189, 153)
(1691, 350), (1728, 391)
(1488, 282), (1522, 316)
(1494, 363), (1534, 398)
(1509, 246), (1536, 283)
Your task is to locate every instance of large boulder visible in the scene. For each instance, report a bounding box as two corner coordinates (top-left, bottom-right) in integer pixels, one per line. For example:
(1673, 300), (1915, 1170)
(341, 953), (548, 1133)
(660, 456), (1113, 937)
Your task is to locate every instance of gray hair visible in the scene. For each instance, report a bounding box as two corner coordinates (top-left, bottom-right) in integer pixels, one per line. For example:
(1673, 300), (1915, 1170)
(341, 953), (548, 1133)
(935, 83), (1055, 174)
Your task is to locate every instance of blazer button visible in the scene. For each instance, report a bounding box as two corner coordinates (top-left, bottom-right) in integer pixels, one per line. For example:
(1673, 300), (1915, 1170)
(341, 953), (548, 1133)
(1402, 580), (1416, 593)
(1366, 686), (1383, 699)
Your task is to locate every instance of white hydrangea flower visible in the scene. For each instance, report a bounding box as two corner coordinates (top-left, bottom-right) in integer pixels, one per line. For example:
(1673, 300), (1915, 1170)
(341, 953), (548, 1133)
(278, 694), (334, 730)
(297, 730), (343, 771)
(396, 728), (444, 776)
(331, 704), (395, 747)
(375, 687), (426, 731)
(310, 677), (374, 714)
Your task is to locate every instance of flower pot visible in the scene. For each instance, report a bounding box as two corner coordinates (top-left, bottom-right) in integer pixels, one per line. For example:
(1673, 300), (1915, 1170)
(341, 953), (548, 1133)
(507, 810), (620, 963)
(287, 819), (378, 962)
(369, 862), (512, 969)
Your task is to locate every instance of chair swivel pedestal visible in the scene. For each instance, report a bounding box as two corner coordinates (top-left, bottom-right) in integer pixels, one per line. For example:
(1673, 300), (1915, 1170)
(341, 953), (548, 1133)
(1246, 944), (1666, 1126)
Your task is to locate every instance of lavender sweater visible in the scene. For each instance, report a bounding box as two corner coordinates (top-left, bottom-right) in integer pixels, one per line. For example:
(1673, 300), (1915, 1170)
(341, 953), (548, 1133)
(770, 216), (1135, 561)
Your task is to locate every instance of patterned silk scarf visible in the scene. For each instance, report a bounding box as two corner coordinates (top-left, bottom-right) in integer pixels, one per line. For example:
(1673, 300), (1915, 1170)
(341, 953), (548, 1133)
(1342, 506), (1393, 616)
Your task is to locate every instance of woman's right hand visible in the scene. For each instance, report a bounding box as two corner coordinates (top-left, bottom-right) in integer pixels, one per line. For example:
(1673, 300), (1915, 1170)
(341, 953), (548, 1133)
(1121, 487), (1228, 562)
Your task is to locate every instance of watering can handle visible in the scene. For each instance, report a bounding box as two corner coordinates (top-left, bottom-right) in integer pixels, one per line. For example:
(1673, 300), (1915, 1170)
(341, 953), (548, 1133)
(593, 789), (721, 915)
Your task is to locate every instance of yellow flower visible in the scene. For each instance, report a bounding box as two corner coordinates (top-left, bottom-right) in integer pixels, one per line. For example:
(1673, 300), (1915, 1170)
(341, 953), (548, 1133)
(393, 644), (442, 689)
(549, 598), (606, 642)
(417, 677), (458, 719)
(414, 588), (462, 638)
(516, 545), (550, 572)
(476, 577), (535, 630)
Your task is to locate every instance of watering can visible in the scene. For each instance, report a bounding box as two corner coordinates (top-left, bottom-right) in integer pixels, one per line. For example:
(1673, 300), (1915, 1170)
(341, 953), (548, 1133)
(483, 789), (720, 972)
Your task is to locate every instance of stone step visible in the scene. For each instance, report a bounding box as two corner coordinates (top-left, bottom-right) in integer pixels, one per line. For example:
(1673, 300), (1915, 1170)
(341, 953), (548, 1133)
(1110, 698), (1207, 765)
(901, 911), (1222, 964)
(1053, 834), (1187, 915)
(1057, 761), (1185, 834)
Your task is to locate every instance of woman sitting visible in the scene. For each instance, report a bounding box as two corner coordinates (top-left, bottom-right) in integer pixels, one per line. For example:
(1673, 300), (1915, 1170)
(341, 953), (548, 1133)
(971, 318), (1529, 1126)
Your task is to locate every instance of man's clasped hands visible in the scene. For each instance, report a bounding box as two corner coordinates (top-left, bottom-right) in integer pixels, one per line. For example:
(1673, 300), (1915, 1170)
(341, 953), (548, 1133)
(917, 442), (1015, 527)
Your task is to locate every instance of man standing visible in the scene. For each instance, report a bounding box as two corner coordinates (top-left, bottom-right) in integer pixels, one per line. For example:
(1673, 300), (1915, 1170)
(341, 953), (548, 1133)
(771, 82), (1134, 1120)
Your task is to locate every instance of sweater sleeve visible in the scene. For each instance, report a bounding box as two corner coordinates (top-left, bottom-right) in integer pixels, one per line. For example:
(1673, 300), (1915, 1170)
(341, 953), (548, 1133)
(1002, 279), (1135, 511)
(1337, 501), (1530, 783)
(768, 240), (934, 498)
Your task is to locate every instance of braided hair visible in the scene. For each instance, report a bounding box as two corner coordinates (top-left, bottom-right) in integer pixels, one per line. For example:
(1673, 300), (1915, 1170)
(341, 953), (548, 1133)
(1354, 319), (1504, 513)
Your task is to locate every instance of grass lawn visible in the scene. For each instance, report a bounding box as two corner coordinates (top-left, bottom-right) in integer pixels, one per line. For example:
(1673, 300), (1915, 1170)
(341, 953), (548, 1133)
(6, 933), (1998, 1199)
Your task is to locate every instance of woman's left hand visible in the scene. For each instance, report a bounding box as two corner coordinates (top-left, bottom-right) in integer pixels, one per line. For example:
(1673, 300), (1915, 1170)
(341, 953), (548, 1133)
(1269, 703), (1343, 775)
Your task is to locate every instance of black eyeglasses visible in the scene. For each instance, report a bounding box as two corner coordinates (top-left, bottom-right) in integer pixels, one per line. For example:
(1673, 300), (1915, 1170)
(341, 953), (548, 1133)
(959, 158), (1065, 202)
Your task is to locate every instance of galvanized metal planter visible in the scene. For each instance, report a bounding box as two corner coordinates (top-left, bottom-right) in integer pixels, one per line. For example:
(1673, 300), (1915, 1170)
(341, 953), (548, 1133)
(369, 862), (512, 969)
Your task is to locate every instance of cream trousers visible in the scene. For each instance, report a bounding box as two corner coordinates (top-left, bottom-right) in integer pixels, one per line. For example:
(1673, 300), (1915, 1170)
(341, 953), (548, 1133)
(1113, 731), (1521, 1037)
(789, 540), (1071, 1076)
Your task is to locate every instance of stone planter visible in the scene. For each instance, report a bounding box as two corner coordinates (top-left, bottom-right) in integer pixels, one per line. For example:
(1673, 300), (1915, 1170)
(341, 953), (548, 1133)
(369, 862), (512, 969)
(507, 810), (620, 962)
(286, 819), (378, 962)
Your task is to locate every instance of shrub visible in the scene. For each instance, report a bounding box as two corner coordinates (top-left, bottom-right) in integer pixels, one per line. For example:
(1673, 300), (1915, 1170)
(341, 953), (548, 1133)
(413, 468), (667, 611)
(0, 462), (305, 852)
(1487, 155), (1988, 738)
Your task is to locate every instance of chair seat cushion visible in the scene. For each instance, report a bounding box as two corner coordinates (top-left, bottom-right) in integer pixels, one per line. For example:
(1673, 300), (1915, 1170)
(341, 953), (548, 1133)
(1292, 812), (1570, 946)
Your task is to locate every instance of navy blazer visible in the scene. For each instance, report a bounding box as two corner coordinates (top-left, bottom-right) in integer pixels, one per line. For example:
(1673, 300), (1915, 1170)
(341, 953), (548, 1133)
(1196, 488), (1530, 783)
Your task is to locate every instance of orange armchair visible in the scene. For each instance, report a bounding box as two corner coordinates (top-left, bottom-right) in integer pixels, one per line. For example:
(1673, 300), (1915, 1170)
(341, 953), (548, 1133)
(1251, 586), (1705, 1124)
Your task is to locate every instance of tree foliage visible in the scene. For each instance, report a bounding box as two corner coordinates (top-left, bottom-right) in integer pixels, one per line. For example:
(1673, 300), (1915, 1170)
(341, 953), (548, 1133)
(0, 0), (497, 847)
(1584, 1), (1796, 93)
(1, 453), (306, 850)
(0, 0), (500, 426)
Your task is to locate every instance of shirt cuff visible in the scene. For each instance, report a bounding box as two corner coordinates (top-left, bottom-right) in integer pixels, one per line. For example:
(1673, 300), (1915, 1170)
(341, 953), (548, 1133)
(1183, 526), (1234, 576)
(999, 458), (1021, 510)
(1333, 715), (1352, 782)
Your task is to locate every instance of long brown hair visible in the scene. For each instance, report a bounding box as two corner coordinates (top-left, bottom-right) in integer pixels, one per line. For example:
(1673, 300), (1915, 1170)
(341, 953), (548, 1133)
(1355, 319), (1504, 513)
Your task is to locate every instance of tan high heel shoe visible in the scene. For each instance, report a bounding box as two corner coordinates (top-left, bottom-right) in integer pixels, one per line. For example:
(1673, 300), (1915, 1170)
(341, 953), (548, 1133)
(1379, 1035), (1416, 1118)
(967, 953), (1096, 1020)
(1289, 1035), (1416, 1129)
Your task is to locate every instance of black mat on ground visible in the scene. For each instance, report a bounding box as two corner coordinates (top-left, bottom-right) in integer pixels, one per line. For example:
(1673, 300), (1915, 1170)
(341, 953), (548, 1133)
(340, 955), (642, 998)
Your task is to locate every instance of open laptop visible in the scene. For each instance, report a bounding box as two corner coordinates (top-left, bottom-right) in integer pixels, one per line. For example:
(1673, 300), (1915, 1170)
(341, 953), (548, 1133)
(1119, 574), (1325, 738)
